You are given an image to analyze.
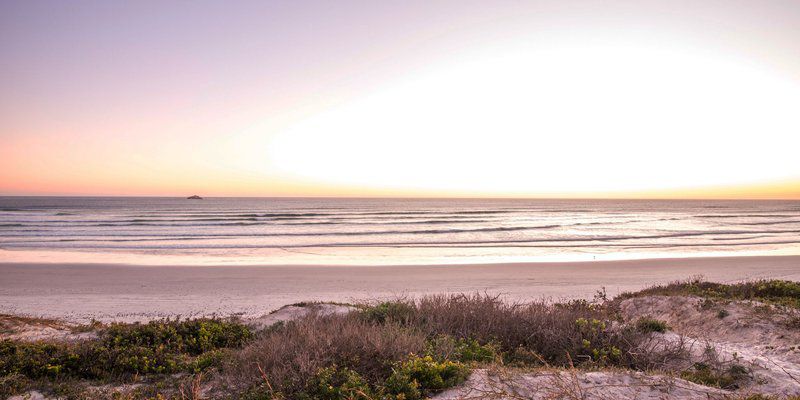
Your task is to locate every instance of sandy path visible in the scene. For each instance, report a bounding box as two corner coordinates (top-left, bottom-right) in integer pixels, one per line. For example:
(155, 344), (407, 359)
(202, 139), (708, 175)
(0, 255), (798, 322)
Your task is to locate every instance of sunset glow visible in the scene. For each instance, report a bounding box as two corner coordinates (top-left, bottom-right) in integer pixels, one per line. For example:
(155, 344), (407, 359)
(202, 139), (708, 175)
(269, 41), (800, 197)
(2, 1), (799, 198)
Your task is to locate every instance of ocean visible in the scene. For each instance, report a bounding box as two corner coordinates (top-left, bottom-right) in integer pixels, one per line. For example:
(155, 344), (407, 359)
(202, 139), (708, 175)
(1, 197), (799, 265)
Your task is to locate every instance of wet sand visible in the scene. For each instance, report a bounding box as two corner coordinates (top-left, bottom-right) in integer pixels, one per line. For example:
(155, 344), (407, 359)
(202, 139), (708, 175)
(1, 255), (798, 322)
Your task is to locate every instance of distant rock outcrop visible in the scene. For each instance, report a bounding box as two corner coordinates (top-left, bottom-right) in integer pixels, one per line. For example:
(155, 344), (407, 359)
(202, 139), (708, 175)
(187, 195), (203, 200)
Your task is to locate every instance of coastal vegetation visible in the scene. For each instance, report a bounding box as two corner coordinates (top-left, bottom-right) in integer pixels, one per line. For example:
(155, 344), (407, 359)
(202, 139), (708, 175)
(1, 319), (250, 398)
(617, 278), (800, 309)
(2, 279), (799, 399)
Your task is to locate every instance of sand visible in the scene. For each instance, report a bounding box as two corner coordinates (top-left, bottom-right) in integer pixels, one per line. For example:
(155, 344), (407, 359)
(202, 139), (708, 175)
(433, 369), (731, 400)
(1, 255), (799, 323)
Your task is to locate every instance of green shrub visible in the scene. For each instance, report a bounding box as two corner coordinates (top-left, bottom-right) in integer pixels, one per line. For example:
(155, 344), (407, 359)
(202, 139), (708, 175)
(0, 339), (186, 378)
(635, 317), (670, 333)
(717, 309), (730, 319)
(0, 340), (81, 378)
(452, 338), (499, 363)
(752, 280), (800, 299)
(574, 318), (623, 365)
(393, 294), (649, 369)
(384, 355), (469, 400)
(300, 366), (374, 400)
(361, 301), (415, 324)
(504, 346), (545, 367)
(619, 279), (800, 309)
(188, 349), (229, 372)
(680, 362), (750, 389)
(104, 318), (251, 355)
(0, 318), (252, 380)
(424, 336), (499, 364)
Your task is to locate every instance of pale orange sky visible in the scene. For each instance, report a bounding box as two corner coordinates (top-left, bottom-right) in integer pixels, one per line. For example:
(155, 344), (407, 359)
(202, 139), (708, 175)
(2, 1), (799, 198)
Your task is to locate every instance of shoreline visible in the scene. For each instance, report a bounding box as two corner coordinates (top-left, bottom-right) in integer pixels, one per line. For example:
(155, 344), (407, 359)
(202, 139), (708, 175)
(1, 255), (799, 323)
(2, 246), (800, 267)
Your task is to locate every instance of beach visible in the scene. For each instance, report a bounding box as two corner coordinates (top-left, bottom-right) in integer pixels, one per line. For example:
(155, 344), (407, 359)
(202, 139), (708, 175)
(2, 255), (798, 323)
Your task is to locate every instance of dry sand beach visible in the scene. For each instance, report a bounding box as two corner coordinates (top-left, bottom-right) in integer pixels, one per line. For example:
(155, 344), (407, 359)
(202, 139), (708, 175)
(1, 255), (798, 322)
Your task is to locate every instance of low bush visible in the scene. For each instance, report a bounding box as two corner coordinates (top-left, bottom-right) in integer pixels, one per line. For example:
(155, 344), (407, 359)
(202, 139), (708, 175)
(619, 279), (800, 309)
(635, 317), (670, 333)
(451, 338), (499, 363)
(222, 293), (686, 399)
(361, 301), (415, 324)
(104, 318), (251, 356)
(504, 346), (545, 367)
(680, 362), (750, 389)
(0, 318), (251, 380)
(0, 373), (30, 398)
(384, 355), (469, 400)
(224, 313), (428, 398)
(393, 294), (657, 369)
(300, 366), (375, 400)
(423, 336), (499, 364)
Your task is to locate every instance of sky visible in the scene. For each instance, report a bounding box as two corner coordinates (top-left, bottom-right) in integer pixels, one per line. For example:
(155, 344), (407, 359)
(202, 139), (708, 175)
(1, 0), (799, 198)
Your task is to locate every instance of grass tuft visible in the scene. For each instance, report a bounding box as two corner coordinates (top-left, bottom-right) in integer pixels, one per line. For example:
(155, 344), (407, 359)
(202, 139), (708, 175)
(635, 317), (670, 333)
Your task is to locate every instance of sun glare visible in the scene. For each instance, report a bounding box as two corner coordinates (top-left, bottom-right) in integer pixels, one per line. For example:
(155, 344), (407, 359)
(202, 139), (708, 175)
(267, 39), (800, 196)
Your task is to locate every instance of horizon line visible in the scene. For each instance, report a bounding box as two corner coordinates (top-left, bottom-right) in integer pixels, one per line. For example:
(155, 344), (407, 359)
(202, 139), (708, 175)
(1, 194), (798, 201)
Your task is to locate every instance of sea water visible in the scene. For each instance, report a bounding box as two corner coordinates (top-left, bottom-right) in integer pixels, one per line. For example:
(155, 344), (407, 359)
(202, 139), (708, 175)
(1, 197), (799, 265)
